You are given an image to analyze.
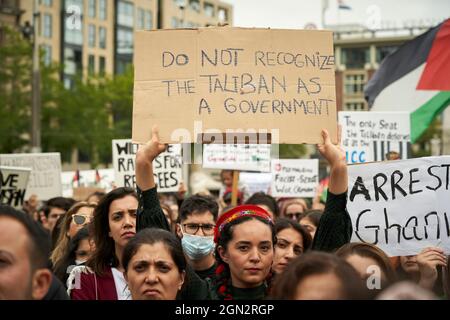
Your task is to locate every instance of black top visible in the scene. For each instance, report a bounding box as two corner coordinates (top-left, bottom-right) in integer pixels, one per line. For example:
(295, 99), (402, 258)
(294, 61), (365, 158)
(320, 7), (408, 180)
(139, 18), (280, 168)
(137, 187), (210, 300)
(230, 283), (267, 300)
(43, 274), (70, 300)
(312, 191), (352, 252)
(196, 262), (217, 281)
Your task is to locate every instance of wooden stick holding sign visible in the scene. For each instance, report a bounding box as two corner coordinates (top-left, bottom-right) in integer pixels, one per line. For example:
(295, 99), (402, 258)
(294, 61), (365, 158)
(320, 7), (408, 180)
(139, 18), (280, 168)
(231, 170), (240, 206)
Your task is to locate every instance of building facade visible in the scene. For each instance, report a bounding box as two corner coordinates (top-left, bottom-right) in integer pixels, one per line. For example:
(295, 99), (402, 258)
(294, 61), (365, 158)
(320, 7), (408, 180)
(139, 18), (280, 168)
(1, 0), (232, 87)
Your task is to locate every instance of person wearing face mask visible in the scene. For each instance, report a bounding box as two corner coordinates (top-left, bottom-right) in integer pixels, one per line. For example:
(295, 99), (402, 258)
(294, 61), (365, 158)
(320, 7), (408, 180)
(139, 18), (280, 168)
(176, 195), (219, 280)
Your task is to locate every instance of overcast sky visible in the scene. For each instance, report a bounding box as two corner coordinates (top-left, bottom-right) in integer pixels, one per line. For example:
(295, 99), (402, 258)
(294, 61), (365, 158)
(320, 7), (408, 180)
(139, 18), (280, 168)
(222, 0), (449, 30)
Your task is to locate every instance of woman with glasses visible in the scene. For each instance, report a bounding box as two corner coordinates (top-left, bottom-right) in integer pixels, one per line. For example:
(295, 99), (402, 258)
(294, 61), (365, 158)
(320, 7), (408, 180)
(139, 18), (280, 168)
(50, 202), (96, 270)
(279, 198), (308, 222)
(299, 210), (322, 240)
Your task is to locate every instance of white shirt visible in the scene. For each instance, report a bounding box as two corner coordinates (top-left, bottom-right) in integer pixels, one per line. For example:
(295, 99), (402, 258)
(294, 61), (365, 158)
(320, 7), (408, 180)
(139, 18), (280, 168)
(111, 267), (131, 300)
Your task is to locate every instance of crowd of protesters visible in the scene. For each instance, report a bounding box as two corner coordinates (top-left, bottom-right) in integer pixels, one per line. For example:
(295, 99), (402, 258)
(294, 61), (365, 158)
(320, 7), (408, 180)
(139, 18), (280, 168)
(0, 127), (448, 300)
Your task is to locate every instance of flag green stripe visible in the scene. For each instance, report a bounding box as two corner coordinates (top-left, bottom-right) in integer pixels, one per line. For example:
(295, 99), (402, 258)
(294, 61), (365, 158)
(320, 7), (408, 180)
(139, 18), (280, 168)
(411, 91), (450, 142)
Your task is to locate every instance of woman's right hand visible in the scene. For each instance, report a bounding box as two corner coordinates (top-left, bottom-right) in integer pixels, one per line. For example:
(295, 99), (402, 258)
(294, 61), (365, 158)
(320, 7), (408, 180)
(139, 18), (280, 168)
(417, 247), (447, 289)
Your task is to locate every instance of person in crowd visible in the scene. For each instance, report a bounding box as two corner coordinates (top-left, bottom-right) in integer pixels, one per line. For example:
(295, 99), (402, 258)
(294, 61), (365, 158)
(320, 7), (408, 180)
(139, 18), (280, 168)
(51, 202), (96, 268)
(68, 187), (138, 300)
(211, 204), (275, 300)
(299, 210), (323, 240)
(123, 228), (186, 300)
(279, 198), (308, 222)
(376, 281), (438, 300)
(398, 247), (448, 296)
(86, 191), (106, 205)
(53, 227), (94, 286)
(176, 195), (219, 280)
(335, 242), (397, 292)
(272, 218), (312, 275)
(385, 151), (401, 160)
(245, 192), (279, 220)
(270, 251), (368, 300)
(41, 197), (77, 232)
(22, 194), (40, 221)
(0, 205), (52, 299)
(219, 170), (250, 204)
(134, 126), (210, 300)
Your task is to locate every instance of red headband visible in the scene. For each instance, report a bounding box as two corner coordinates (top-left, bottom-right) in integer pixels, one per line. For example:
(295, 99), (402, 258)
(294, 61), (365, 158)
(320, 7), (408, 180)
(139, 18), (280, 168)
(214, 205), (273, 243)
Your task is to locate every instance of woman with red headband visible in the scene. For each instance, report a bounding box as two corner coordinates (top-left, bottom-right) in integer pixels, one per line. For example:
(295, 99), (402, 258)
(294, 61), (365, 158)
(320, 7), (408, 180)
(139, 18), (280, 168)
(210, 205), (276, 300)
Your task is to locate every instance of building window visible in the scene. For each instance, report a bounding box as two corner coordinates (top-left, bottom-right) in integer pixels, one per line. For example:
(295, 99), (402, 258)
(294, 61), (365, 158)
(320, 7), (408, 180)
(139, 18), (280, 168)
(99, 26), (106, 49)
(204, 2), (214, 17)
(189, 0), (200, 12)
(118, 0), (134, 27)
(42, 0), (52, 7)
(88, 54), (95, 75)
(376, 45), (399, 63)
(42, 14), (52, 38)
(341, 47), (369, 69)
(99, 0), (107, 20)
(40, 44), (52, 66)
(88, 0), (96, 18)
(117, 28), (133, 54)
(145, 10), (153, 29)
(344, 72), (367, 95)
(345, 102), (367, 111)
(88, 24), (96, 47)
(218, 7), (228, 22)
(99, 56), (106, 75)
(64, 0), (83, 45)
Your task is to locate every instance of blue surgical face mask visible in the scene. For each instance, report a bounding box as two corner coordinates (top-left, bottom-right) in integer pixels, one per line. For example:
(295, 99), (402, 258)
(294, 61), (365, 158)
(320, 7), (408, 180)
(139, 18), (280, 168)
(180, 231), (215, 261)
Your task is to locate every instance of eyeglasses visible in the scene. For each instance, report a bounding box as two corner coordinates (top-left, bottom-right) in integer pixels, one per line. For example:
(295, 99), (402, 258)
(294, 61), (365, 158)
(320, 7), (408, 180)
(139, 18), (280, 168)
(182, 223), (215, 235)
(72, 214), (92, 226)
(286, 212), (304, 220)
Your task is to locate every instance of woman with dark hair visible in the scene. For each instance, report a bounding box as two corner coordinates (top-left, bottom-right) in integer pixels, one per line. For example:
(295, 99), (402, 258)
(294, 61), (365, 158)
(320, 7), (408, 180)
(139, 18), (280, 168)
(68, 187), (138, 300)
(299, 210), (322, 240)
(123, 228), (186, 300)
(53, 227), (94, 285)
(335, 242), (397, 291)
(272, 218), (312, 275)
(210, 204), (276, 300)
(271, 251), (368, 300)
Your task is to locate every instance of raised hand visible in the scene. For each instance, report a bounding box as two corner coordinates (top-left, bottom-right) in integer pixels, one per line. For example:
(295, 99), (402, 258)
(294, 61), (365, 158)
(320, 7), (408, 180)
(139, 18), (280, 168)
(136, 126), (167, 164)
(135, 126), (167, 191)
(317, 127), (345, 167)
(417, 247), (448, 289)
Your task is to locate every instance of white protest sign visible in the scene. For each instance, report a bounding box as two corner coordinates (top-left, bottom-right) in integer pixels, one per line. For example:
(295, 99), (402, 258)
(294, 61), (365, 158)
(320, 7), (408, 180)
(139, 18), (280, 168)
(347, 156), (450, 256)
(271, 159), (318, 197)
(0, 153), (62, 200)
(339, 111), (410, 164)
(0, 166), (31, 208)
(202, 144), (271, 172)
(239, 172), (272, 196)
(112, 140), (182, 192)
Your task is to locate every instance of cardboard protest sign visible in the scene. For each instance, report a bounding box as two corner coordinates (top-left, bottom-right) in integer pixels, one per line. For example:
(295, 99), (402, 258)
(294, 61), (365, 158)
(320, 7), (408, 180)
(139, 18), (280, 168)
(133, 27), (337, 145)
(347, 156), (450, 256)
(339, 111), (411, 164)
(271, 159), (318, 197)
(112, 140), (182, 192)
(0, 166), (31, 208)
(0, 153), (62, 200)
(202, 144), (271, 172)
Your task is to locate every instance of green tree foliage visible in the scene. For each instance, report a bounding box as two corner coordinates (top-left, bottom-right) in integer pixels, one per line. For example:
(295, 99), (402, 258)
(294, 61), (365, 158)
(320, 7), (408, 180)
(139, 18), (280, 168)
(0, 27), (32, 153)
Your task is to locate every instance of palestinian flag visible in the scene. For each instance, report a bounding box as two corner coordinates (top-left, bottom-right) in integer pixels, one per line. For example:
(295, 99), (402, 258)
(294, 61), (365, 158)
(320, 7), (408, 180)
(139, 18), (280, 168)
(365, 19), (450, 142)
